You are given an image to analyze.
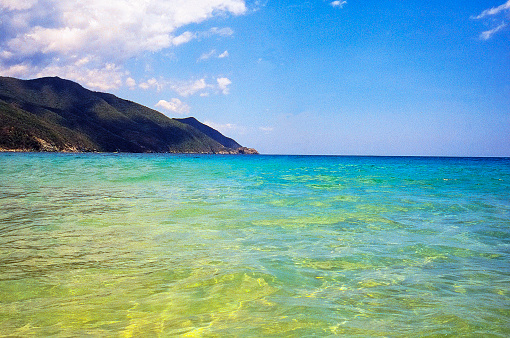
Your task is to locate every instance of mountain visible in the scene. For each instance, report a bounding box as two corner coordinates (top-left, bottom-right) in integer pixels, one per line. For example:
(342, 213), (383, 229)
(0, 76), (257, 154)
(175, 117), (258, 154)
(175, 117), (241, 149)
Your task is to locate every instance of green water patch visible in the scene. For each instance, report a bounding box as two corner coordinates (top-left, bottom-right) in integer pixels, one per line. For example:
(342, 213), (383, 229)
(1, 154), (509, 336)
(296, 254), (409, 272)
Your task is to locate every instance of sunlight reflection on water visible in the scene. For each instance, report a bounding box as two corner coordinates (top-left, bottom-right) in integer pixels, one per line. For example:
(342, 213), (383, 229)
(0, 154), (509, 336)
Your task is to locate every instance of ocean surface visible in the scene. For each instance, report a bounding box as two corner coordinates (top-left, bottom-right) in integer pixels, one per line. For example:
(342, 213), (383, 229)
(0, 153), (509, 337)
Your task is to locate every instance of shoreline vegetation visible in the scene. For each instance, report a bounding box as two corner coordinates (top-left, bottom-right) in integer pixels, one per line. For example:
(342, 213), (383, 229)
(0, 76), (258, 155)
(0, 146), (259, 155)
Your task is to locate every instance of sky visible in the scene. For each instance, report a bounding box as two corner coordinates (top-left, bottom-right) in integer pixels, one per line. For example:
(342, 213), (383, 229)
(1, 0), (509, 156)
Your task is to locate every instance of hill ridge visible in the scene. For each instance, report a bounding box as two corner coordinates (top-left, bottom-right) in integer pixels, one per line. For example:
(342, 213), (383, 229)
(0, 76), (257, 154)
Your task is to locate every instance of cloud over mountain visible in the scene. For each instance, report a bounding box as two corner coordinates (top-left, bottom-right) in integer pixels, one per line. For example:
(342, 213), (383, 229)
(0, 0), (246, 89)
(156, 98), (191, 115)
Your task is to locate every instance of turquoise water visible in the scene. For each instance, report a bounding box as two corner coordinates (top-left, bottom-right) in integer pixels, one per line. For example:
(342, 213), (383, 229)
(1, 153), (509, 337)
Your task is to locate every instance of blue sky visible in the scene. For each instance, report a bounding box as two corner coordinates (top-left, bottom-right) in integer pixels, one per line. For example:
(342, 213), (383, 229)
(1, 0), (509, 156)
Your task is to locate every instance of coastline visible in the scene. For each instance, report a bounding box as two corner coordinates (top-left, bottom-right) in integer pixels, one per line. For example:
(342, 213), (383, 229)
(0, 147), (259, 155)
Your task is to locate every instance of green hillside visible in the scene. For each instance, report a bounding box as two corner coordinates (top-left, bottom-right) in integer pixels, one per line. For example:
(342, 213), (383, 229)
(0, 76), (252, 153)
(175, 117), (241, 150)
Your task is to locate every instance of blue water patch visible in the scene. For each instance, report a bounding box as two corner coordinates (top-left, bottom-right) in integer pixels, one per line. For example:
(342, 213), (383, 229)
(0, 153), (509, 336)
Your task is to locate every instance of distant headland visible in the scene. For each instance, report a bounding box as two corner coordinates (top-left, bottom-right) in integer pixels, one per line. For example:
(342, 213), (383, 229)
(0, 76), (257, 154)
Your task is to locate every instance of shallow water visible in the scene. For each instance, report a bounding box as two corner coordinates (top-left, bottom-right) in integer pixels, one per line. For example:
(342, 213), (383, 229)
(1, 153), (509, 337)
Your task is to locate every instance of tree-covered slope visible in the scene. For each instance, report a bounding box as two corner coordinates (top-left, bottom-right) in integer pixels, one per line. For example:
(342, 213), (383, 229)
(0, 76), (249, 153)
(175, 117), (242, 150)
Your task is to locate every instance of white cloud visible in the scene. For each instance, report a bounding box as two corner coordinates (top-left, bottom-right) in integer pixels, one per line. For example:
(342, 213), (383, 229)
(198, 49), (229, 61)
(139, 78), (163, 91)
(0, 0), (247, 89)
(0, 63), (31, 77)
(218, 50), (229, 58)
(480, 23), (507, 40)
(217, 77), (232, 94)
(0, 51), (13, 59)
(330, 1), (347, 8)
(74, 56), (91, 67)
(155, 98), (190, 115)
(205, 27), (235, 37)
(472, 1), (510, 40)
(171, 78), (211, 97)
(136, 76), (233, 97)
(3, 1), (245, 56)
(0, 60), (124, 90)
(0, 0), (37, 10)
(204, 120), (242, 135)
(472, 0), (510, 19)
(126, 77), (136, 88)
(198, 49), (217, 61)
(171, 31), (196, 46)
(139, 83), (150, 90)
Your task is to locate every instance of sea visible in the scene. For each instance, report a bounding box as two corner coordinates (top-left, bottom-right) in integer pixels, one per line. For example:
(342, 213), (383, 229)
(0, 153), (509, 337)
